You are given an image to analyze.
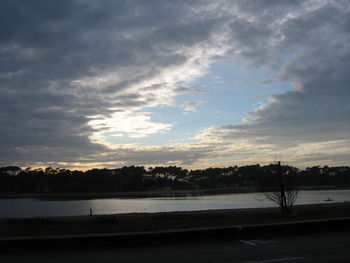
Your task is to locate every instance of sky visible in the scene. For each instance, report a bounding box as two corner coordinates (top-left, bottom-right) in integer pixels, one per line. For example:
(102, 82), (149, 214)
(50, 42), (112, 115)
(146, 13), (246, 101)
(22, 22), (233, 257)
(0, 0), (349, 170)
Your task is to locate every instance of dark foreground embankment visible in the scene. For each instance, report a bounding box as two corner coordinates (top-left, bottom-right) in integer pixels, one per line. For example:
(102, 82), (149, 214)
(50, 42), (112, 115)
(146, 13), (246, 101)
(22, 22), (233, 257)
(0, 217), (350, 253)
(0, 202), (350, 252)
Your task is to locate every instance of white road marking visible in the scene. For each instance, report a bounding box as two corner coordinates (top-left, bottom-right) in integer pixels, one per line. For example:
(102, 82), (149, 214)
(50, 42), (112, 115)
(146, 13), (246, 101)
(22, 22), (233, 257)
(251, 239), (276, 244)
(239, 239), (276, 246)
(244, 256), (305, 263)
(239, 240), (257, 245)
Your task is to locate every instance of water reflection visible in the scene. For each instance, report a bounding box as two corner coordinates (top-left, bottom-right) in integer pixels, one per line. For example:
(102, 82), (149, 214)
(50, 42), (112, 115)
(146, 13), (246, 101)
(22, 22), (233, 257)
(0, 190), (349, 218)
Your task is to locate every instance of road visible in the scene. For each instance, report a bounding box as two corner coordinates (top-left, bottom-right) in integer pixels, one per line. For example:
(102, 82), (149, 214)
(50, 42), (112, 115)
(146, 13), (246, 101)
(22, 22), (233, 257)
(1, 231), (350, 263)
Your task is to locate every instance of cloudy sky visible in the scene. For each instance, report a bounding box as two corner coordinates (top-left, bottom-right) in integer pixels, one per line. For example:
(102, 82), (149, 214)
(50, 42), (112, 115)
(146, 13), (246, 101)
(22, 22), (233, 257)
(1, 0), (349, 169)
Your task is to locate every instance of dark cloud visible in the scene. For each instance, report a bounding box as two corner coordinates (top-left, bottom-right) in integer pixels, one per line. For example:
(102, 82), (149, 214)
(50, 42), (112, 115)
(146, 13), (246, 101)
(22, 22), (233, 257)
(0, 0), (224, 166)
(236, 1), (350, 145)
(1, 0), (349, 168)
(199, 1), (350, 166)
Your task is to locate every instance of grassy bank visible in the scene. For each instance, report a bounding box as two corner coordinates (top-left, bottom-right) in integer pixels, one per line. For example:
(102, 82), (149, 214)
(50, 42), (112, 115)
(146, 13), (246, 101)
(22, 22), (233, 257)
(0, 202), (349, 237)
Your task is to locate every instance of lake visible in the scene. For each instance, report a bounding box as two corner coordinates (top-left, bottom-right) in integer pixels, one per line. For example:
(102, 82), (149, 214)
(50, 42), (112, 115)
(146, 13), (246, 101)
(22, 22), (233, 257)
(0, 189), (349, 218)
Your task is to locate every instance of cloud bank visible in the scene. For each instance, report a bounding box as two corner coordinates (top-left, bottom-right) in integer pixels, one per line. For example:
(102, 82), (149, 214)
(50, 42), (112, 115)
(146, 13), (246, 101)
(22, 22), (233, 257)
(0, 0), (349, 168)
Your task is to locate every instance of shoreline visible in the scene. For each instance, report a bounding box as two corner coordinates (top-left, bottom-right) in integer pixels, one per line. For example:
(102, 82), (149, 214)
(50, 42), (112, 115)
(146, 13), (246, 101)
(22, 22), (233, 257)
(1, 185), (349, 200)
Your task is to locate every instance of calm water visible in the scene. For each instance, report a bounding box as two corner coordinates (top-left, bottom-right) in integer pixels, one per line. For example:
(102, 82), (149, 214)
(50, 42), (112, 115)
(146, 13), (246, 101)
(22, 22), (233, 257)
(0, 190), (349, 218)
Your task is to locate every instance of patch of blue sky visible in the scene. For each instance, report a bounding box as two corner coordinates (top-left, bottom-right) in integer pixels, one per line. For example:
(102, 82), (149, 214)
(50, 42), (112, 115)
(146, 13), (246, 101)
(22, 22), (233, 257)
(106, 57), (293, 147)
(183, 57), (293, 121)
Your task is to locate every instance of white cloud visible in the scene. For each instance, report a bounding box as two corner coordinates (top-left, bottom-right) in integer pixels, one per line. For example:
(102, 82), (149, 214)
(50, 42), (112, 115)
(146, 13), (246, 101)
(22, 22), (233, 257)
(88, 111), (172, 143)
(181, 101), (203, 114)
(1, 0), (349, 168)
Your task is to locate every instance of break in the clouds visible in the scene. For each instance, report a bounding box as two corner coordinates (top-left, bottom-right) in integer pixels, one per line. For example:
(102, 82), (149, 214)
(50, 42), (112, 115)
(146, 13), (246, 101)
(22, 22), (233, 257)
(0, 0), (349, 169)
(181, 101), (203, 114)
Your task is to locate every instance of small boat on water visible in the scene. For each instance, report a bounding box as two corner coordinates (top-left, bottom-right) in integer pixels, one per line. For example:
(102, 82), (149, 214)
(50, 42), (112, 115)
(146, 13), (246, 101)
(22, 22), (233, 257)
(324, 197), (334, 202)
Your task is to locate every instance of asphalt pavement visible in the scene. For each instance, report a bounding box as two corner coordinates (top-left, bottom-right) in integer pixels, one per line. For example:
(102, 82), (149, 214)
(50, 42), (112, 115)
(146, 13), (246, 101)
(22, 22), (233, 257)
(1, 231), (350, 263)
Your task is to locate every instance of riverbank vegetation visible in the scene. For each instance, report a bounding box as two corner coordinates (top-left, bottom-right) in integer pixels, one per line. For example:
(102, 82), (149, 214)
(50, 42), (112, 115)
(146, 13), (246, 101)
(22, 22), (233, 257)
(0, 203), (349, 237)
(0, 164), (349, 196)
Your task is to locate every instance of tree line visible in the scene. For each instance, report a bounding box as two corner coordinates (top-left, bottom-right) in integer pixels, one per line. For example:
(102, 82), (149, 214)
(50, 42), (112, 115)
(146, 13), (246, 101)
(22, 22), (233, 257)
(0, 164), (349, 193)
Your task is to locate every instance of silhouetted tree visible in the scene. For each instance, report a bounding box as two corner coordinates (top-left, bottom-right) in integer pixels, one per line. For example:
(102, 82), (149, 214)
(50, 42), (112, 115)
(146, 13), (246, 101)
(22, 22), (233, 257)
(0, 164), (349, 194)
(263, 162), (299, 214)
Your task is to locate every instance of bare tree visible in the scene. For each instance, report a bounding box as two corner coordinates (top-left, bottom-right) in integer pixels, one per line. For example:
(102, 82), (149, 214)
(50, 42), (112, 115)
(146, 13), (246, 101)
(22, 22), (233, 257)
(263, 162), (299, 214)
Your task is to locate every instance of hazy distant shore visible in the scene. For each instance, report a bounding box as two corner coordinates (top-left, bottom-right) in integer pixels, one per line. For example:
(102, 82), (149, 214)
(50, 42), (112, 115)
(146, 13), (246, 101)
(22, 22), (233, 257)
(1, 185), (349, 200)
